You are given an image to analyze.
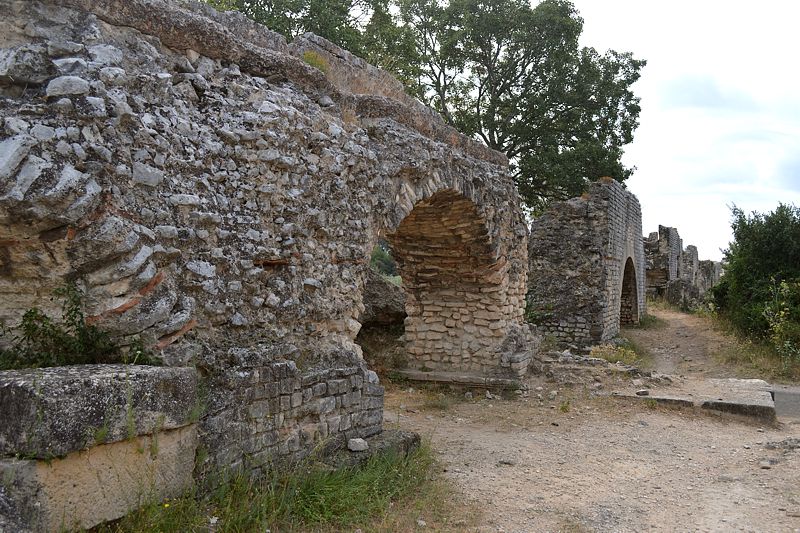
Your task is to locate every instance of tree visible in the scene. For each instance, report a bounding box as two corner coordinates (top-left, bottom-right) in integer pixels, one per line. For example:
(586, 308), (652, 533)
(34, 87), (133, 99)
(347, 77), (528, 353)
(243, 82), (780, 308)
(714, 204), (800, 339)
(400, 0), (644, 210)
(203, 0), (367, 55)
(361, 0), (423, 91)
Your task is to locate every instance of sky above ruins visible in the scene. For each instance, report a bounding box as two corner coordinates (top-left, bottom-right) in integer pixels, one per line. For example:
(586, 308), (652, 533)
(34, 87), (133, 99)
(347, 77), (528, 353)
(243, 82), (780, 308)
(573, 1), (800, 261)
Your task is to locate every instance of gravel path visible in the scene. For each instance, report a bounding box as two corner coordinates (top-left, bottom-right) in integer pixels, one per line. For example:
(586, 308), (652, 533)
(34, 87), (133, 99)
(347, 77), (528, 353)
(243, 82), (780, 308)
(384, 307), (800, 532)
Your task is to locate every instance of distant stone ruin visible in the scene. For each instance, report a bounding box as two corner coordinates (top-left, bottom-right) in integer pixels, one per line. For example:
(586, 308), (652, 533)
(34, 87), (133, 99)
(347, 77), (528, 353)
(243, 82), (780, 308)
(644, 225), (721, 307)
(0, 0), (535, 528)
(526, 179), (646, 346)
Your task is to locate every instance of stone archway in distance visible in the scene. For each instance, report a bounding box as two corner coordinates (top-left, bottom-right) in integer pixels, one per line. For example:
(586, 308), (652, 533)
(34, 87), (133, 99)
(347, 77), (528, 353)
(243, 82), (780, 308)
(620, 257), (639, 326)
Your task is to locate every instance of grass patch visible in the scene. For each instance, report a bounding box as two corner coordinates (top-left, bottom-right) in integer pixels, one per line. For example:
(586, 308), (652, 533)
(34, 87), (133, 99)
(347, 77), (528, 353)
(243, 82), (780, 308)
(634, 313), (666, 330)
(301, 50), (329, 73)
(382, 274), (402, 287)
(590, 343), (642, 366)
(421, 392), (454, 411)
(96, 442), (465, 532)
(710, 317), (800, 382)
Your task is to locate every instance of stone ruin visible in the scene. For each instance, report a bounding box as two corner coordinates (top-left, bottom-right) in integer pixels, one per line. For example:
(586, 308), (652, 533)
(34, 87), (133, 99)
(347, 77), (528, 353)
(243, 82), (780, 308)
(0, 0), (535, 529)
(644, 225), (721, 308)
(526, 179), (646, 346)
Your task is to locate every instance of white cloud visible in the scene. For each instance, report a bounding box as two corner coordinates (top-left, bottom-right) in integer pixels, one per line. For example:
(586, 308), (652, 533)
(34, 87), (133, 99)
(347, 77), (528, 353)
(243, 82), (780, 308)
(571, 0), (800, 260)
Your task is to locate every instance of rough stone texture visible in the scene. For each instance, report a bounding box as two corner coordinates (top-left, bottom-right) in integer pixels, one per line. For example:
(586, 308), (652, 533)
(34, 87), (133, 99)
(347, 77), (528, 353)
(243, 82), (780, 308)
(644, 225), (721, 307)
(0, 425), (197, 532)
(0, 365), (197, 459)
(643, 225), (681, 296)
(359, 268), (405, 326)
(527, 179), (646, 345)
(0, 0), (530, 377)
(0, 1), (535, 526)
(697, 259), (722, 296)
(197, 353), (385, 479)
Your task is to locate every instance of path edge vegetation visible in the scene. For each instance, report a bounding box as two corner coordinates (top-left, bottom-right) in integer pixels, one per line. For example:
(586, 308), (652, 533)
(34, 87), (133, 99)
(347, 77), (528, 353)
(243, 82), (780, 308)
(93, 440), (471, 532)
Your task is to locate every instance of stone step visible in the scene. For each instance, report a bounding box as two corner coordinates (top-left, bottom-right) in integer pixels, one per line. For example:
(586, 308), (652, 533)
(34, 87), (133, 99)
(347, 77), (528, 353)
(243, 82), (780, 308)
(608, 377), (777, 424)
(392, 369), (523, 389)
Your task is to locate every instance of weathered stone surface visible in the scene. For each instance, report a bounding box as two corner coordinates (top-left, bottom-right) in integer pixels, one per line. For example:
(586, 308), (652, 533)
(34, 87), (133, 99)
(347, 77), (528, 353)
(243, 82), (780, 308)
(0, 365), (198, 458)
(347, 437), (368, 451)
(0, 425), (197, 532)
(644, 225), (721, 307)
(0, 2), (537, 522)
(0, 0), (528, 380)
(0, 134), (36, 181)
(527, 179), (646, 345)
(0, 44), (55, 86)
(359, 268), (406, 326)
(44, 75), (89, 96)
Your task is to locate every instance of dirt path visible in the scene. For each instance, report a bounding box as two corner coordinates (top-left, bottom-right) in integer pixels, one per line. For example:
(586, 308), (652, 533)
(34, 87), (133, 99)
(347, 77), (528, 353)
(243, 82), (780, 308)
(383, 308), (800, 532)
(622, 307), (741, 378)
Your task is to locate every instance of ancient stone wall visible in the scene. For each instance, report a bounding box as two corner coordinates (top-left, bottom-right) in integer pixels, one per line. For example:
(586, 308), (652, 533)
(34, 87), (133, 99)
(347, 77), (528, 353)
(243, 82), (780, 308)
(527, 179), (645, 345)
(680, 245), (699, 284)
(0, 0), (534, 510)
(644, 225), (681, 295)
(644, 226), (721, 307)
(697, 259), (722, 296)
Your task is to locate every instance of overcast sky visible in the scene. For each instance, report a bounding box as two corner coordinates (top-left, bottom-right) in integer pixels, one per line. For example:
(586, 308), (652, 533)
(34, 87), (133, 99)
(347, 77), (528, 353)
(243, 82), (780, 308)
(571, 1), (800, 261)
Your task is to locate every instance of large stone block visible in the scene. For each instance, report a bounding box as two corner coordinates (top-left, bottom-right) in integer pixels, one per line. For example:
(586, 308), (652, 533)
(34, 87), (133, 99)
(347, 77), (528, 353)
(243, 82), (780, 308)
(0, 425), (197, 532)
(0, 365), (198, 458)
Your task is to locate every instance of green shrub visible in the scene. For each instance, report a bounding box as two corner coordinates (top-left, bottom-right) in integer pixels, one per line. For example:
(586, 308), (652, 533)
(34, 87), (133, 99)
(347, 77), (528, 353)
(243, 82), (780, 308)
(763, 279), (800, 367)
(369, 241), (398, 277)
(590, 344), (639, 366)
(714, 204), (800, 338)
(0, 283), (157, 370)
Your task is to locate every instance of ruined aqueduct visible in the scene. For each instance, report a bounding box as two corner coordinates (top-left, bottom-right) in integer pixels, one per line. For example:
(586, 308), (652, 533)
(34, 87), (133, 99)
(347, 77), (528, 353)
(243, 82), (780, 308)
(0, 0), (714, 530)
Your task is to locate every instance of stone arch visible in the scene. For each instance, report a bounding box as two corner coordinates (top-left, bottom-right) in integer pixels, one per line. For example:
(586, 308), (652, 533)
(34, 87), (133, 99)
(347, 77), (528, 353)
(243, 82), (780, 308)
(385, 189), (523, 376)
(620, 257), (639, 325)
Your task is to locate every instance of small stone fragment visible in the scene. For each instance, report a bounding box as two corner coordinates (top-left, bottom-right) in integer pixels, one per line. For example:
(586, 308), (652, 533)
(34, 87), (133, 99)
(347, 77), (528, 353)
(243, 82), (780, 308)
(46, 75), (89, 97)
(347, 438), (368, 452)
(635, 389), (650, 396)
(0, 134), (36, 180)
(132, 162), (164, 187)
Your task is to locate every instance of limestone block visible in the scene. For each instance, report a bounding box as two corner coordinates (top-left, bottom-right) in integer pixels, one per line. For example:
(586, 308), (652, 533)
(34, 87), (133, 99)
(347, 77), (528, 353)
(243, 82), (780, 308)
(0, 425), (197, 532)
(0, 365), (198, 458)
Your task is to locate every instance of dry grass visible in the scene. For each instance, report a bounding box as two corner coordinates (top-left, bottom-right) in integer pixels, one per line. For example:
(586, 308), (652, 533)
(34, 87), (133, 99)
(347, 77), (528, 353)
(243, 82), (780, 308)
(710, 320), (800, 383)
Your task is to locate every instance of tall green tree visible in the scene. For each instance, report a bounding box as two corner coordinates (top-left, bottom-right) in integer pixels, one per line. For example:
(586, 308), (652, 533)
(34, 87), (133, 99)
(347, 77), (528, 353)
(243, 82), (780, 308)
(400, 0), (644, 210)
(362, 0), (422, 91)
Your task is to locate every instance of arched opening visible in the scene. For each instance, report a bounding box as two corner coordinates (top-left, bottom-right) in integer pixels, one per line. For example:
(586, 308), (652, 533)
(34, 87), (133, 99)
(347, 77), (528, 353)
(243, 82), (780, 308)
(387, 189), (509, 374)
(620, 257), (639, 325)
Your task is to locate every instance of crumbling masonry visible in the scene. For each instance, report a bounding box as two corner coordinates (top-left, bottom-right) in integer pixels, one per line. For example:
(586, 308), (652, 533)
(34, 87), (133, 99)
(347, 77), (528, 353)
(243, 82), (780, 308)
(0, 0), (535, 529)
(526, 179), (646, 346)
(644, 225), (721, 307)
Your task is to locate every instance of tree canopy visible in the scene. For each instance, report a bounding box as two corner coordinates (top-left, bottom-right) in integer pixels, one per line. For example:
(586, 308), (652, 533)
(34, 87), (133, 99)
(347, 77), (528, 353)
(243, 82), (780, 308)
(202, 0), (645, 210)
(713, 204), (800, 337)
